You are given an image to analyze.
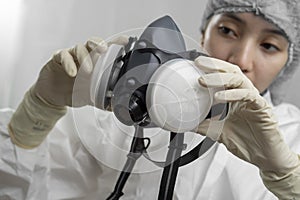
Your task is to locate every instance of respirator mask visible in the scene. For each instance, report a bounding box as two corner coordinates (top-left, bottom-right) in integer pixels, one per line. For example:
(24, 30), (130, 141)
(90, 16), (226, 132)
(84, 16), (227, 200)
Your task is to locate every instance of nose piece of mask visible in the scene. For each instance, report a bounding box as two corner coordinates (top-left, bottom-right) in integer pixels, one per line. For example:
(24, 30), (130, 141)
(90, 15), (226, 132)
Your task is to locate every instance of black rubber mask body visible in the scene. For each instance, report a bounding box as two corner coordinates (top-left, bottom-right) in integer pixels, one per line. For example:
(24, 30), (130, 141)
(110, 15), (205, 126)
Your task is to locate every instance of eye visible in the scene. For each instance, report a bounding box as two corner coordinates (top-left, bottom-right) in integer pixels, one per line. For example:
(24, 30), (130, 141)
(218, 26), (237, 38)
(261, 43), (280, 52)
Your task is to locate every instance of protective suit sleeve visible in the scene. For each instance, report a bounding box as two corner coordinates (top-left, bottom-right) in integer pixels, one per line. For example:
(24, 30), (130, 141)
(261, 163), (300, 200)
(195, 56), (300, 200)
(8, 86), (67, 149)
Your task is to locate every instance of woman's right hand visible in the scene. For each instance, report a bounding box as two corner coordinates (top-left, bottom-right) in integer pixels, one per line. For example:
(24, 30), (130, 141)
(9, 36), (128, 149)
(33, 36), (128, 108)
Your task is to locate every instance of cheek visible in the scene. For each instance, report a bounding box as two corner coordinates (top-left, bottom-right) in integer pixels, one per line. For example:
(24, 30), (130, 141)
(203, 31), (218, 56)
(252, 56), (287, 92)
(251, 65), (275, 92)
(202, 31), (231, 60)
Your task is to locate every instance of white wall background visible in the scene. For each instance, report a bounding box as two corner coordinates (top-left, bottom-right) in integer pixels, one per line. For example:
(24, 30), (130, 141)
(1, 0), (300, 109)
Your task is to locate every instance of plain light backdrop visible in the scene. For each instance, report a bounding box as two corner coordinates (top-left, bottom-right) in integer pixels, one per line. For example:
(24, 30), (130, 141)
(1, 0), (300, 109)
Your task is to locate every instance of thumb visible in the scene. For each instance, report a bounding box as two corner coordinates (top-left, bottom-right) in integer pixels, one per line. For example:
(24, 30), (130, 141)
(196, 119), (225, 141)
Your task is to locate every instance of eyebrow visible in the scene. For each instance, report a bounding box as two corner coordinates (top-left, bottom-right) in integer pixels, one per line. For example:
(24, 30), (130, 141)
(222, 13), (288, 40)
(263, 29), (288, 39)
(222, 13), (245, 24)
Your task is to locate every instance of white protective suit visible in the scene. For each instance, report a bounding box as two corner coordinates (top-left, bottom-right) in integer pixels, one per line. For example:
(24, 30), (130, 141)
(1, 91), (300, 200)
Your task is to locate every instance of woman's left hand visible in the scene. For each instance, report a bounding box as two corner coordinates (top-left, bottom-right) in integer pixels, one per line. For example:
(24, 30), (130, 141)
(194, 56), (300, 199)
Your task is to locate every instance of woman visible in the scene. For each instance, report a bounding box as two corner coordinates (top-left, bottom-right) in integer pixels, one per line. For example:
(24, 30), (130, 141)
(2, 0), (300, 199)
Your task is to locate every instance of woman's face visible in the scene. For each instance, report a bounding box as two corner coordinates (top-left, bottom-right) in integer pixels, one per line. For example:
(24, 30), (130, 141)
(202, 12), (289, 93)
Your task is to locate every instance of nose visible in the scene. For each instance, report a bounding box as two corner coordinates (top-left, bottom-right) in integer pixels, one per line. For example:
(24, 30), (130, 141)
(227, 40), (255, 73)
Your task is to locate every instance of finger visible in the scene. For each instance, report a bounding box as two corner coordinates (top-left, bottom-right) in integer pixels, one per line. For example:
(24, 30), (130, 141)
(198, 73), (248, 89)
(69, 44), (93, 74)
(53, 49), (77, 77)
(215, 89), (267, 109)
(214, 89), (260, 104)
(85, 37), (108, 54)
(85, 37), (108, 66)
(195, 56), (242, 74)
(108, 35), (129, 46)
(196, 119), (224, 141)
(195, 119), (210, 135)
